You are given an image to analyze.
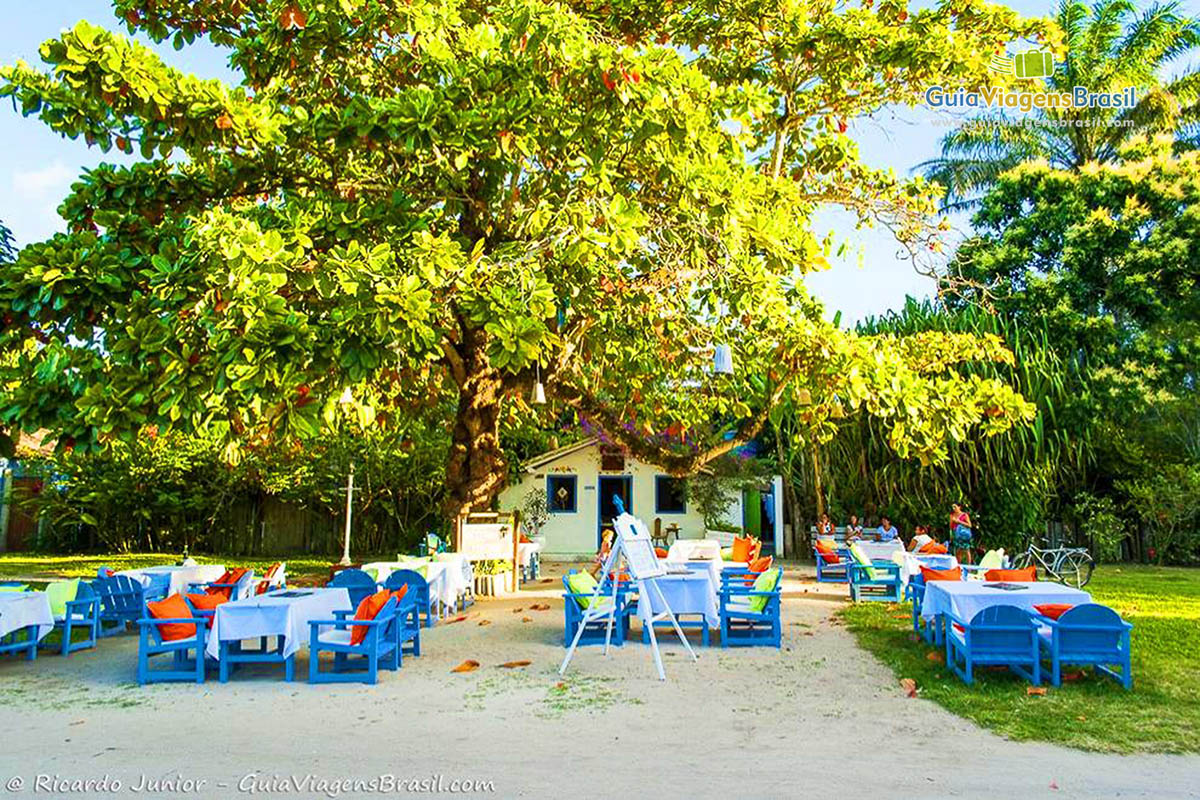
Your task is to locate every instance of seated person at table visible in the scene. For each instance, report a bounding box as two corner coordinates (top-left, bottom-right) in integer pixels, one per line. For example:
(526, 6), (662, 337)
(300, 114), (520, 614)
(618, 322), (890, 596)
(815, 512), (834, 539)
(845, 514), (864, 541)
(876, 517), (899, 542)
(591, 529), (615, 578)
(908, 525), (933, 552)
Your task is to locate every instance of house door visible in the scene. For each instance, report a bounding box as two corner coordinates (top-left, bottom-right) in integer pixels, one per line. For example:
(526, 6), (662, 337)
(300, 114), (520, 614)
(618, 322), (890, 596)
(598, 476), (632, 549)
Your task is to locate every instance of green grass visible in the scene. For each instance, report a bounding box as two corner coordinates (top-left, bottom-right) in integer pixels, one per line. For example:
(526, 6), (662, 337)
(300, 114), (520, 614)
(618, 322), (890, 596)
(839, 565), (1200, 753)
(0, 553), (388, 585)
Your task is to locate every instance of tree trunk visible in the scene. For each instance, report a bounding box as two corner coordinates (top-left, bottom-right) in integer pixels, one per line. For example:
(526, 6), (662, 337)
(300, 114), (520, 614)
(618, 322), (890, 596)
(442, 332), (508, 521)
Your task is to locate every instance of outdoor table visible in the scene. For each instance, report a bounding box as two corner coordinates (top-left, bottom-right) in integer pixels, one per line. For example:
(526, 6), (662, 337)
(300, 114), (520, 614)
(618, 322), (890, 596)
(206, 587), (351, 682)
(362, 559), (452, 612)
(666, 539), (722, 562)
(0, 592), (54, 658)
(900, 552), (959, 582)
(920, 580), (1091, 623)
(641, 571), (720, 630)
(431, 552), (474, 604)
(119, 564), (226, 598)
(854, 541), (904, 561)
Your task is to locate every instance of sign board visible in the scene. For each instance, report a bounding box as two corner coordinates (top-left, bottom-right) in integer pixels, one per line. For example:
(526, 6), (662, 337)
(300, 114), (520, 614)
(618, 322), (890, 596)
(613, 514), (665, 579)
(455, 511), (521, 592)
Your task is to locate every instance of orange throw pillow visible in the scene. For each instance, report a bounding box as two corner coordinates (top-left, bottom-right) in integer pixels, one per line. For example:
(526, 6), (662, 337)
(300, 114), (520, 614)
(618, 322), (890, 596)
(731, 536), (755, 562)
(390, 585), (409, 606)
(147, 594), (196, 641)
(654, 547), (668, 558)
(920, 541), (948, 555)
(351, 589), (392, 646)
(749, 556), (773, 573)
(208, 567), (248, 599)
(985, 567), (1037, 582)
(185, 592), (227, 628)
(1035, 603), (1074, 620)
(815, 540), (840, 564)
(920, 566), (962, 582)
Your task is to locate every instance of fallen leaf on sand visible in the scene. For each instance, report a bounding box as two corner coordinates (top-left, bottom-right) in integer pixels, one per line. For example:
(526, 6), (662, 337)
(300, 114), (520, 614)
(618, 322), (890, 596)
(447, 615), (468, 624)
(478, 619), (492, 626)
(803, 631), (814, 636)
(512, 607), (524, 613)
(926, 651), (944, 664)
(900, 678), (918, 698)
(451, 660), (480, 673)
(540, 578), (554, 584)
(69, 720), (86, 726)
(499, 660), (532, 668)
(521, 616), (532, 623)
(528, 603), (550, 611)
(1026, 687), (1047, 697)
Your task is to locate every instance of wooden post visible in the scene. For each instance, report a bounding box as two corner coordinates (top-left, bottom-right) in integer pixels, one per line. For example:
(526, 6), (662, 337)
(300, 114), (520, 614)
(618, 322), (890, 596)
(0, 468), (11, 553)
(511, 510), (521, 593)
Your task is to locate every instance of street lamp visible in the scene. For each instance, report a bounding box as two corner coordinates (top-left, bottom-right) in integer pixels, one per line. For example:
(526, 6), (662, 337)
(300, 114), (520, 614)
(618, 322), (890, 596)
(338, 386), (355, 567)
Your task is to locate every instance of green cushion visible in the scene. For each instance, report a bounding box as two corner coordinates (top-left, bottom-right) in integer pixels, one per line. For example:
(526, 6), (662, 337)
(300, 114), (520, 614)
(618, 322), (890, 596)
(566, 571), (600, 608)
(848, 543), (878, 581)
(720, 547), (734, 560)
(749, 568), (781, 613)
(364, 568), (379, 582)
(0, 584), (28, 592)
(44, 579), (80, 618)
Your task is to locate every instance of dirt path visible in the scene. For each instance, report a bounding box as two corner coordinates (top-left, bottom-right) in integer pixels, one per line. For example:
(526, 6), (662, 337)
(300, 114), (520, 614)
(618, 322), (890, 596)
(0, 573), (1195, 799)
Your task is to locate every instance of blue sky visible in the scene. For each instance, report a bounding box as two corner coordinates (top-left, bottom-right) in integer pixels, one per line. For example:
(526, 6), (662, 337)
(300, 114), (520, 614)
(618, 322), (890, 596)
(0, 1), (1192, 324)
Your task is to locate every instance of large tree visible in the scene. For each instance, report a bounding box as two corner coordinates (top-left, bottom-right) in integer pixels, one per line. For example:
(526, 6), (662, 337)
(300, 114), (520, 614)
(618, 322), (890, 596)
(921, 0), (1200, 209)
(0, 1), (1047, 520)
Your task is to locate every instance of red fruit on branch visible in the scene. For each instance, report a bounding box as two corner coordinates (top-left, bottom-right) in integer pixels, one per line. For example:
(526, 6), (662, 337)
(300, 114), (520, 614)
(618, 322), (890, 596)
(296, 384), (311, 398)
(601, 70), (616, 91)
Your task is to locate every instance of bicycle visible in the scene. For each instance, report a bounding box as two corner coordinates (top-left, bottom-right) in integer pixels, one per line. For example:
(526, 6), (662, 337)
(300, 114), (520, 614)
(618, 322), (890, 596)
(1012, 539), (1095, 588)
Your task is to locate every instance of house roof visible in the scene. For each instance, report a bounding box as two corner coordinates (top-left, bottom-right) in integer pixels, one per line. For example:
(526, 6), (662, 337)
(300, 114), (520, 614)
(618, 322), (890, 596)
(522, 437), (600, 472)
(521, 436), (714, 476)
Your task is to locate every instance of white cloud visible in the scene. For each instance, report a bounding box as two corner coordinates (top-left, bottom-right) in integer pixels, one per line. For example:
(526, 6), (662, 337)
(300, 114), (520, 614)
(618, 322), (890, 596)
(11, 161), (75, 197)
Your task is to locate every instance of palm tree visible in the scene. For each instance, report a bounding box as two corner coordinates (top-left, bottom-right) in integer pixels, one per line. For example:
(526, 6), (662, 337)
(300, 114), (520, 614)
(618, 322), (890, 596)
(0, 220), (13, 264)
(920, 0), (1200, 209)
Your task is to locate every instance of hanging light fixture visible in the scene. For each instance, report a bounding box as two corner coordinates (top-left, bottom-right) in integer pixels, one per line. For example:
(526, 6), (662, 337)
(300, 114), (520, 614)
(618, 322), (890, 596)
(713, 343), (734, 375)
(531, 361), (547, 405)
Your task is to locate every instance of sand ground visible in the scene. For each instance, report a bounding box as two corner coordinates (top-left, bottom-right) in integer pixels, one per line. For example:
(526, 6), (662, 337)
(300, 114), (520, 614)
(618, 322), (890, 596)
(0, 564), (1196, 800)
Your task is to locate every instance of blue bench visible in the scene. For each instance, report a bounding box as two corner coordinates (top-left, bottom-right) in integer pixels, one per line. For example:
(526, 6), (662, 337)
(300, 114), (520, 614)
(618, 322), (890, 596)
(945, 605), (1041, 686)
(1036, 603), (1132, 689)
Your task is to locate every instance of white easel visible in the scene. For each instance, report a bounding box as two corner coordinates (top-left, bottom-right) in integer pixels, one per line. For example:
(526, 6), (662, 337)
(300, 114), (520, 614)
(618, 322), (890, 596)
(558, 500), (698, 681)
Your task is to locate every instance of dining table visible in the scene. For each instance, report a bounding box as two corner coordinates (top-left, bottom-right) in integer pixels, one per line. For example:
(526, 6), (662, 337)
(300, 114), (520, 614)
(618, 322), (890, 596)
(920, 580), (1092, 624)
(118, 564), (226, 599)
(362, 558), (453, 612)
(0, 591), (54, 650)
(640, 570), (720, 630)
(206, 587), (351, 681)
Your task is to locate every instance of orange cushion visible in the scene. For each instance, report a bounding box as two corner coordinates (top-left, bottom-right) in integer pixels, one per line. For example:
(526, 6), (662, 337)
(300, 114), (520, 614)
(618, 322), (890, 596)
(147, 594), (196, 641)
(208, 567), (248, 598)
(256, 562), (282, 595)
(920, 566), (962, 582)
(185, 592), (227, 628)
(391, 585), (409, 606)
(815, 540), (839, 563)
(985, 567), (1037, 582)
(919, 541), (948, 554)
(731, 536), (755, 562)
(654, 547), (668, 558)
(519, 534), (532, 543)
(351, 589), (392, 646)
(748, 556), (773, 573)
(1035, 603), (1074, 620)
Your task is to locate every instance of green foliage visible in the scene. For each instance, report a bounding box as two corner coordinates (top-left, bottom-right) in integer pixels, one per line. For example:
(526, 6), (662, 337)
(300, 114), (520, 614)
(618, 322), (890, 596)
(0, 0), (1048, 520)
(1120, 464), (1200, 565)
(921, 0), (1200, 208)
(840, 565), (1200, 754)
(687, 454), (774, 529)
(520, 486), (548, 538)
(1071, 491), (1126, 562)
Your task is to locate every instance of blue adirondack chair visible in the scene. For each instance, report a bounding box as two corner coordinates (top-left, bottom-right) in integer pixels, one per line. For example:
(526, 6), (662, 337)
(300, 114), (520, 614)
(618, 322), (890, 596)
(906, 575), (935, 644)
(188, 568), (255, 602)
(327, 568), (379, 610)
(1035, 603), (1133, 689)
(561, 571), (635, 647)
(719, 567), (782, 648)
(308, 594), (421, 685)
(814, 545), (850, 582)
(382, 569), (436, 628)
(945, 605), (1041, 686)
(41, 581), (100, 656)
(847, 544), (903, 603)
(136, 598), (210, 684)
(92, 574), (145, 636)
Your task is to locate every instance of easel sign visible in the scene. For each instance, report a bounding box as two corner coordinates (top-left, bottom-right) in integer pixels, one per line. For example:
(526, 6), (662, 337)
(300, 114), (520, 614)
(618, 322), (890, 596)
(455, 511), (521, 593)
(559, 499), (696, 681)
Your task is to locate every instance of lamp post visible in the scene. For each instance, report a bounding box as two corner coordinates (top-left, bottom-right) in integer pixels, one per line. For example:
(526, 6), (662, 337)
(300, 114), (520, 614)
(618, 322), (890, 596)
(339, 462), (355, 567)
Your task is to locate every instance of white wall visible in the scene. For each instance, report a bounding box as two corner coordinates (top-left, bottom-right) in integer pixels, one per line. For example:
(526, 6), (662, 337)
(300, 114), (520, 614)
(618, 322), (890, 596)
(498, 443), (710, 559)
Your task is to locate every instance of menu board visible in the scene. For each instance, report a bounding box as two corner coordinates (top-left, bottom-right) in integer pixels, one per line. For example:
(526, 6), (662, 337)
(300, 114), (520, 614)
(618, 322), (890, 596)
(613, 514), (666, 579)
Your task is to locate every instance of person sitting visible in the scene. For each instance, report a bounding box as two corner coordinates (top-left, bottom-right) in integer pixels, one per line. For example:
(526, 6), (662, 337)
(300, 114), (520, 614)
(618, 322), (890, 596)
(845, 514), (864, 542)
(876, 516), (899, 542)
(815, 512), (834, 540)
(908, 524), (934, 552)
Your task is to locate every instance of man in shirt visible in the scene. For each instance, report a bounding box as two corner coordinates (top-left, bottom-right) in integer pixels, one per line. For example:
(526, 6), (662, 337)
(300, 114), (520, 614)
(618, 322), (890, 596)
(877, 516), (899, 542)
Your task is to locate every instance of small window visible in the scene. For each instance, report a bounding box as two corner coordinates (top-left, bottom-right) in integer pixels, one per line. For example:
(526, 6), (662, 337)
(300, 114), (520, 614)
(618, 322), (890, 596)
(655, 476), (687, 514)
(547, 475), (577, 514)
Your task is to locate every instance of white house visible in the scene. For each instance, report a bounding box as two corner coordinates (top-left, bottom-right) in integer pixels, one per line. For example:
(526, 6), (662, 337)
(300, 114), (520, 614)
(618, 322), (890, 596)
(498, 437), (784, 560)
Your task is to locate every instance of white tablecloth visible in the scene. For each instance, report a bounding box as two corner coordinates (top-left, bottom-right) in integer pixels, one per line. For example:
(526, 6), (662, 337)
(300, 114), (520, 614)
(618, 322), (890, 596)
(921, 581), (1092, 623)
(206, 588), (351, 660)
(363, 560), (452, 608)
(119, 565), (227, 597)
(0, 592), (54, 642)
(900, 553), (959, 580)
(854, 541), (904, 561)
(432, 553), (473, 600)
(667, 540), (722, 562)
(642, 573), (720, 628)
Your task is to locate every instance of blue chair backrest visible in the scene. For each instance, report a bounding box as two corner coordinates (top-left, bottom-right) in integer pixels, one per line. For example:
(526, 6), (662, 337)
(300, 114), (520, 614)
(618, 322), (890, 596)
(967, 605), (1036, 653)
(144, 596), (199, 646)
(1056, 604), (1127, 653)
(96, 566), (115, 578)
(328, 569), (378, 608)
(383, 569), (429, 604)
(92, 574), (141, 615)
(74, 582), (97, 604)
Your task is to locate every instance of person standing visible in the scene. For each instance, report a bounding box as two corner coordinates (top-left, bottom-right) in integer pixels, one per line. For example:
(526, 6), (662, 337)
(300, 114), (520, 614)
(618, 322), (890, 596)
(950, 503), (974, 564)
